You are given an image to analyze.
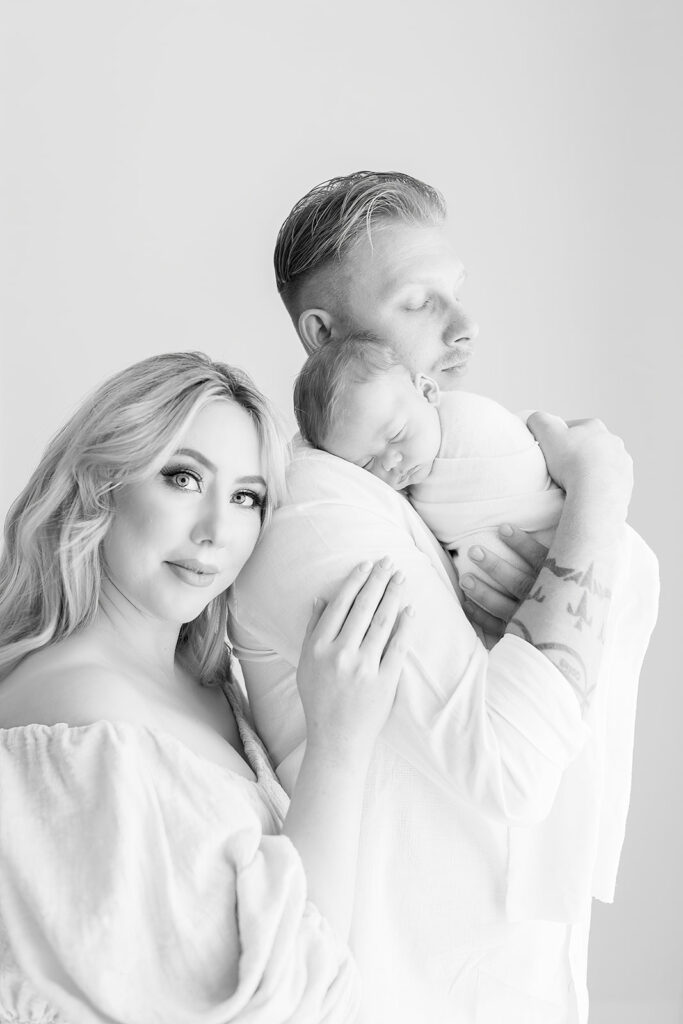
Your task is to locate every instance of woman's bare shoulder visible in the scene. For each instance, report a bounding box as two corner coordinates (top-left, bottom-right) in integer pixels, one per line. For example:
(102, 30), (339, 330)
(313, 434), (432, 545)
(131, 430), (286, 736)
(0, 637), (145, 729)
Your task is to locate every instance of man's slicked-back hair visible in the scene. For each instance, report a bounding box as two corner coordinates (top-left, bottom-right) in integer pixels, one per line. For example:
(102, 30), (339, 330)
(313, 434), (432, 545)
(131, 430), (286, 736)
(294, 332), (403, 451)
(275, 171), (447, 321)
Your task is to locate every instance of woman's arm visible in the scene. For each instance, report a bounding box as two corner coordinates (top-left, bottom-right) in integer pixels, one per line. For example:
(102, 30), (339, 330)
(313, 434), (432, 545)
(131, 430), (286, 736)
(282, 559), (412, 940)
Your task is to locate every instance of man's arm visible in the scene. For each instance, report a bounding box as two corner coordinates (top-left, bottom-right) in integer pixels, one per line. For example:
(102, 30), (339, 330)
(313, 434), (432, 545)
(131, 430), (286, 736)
(471, 413), (633, 712)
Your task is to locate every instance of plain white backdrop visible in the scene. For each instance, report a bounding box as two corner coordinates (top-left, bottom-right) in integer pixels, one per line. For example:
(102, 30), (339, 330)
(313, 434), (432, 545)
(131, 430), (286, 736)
(1, 2), (681, 1019)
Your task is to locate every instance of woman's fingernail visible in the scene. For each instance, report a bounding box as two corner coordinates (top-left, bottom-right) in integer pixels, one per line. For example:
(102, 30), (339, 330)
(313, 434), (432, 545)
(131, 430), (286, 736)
(358, 561), (372, 573)
(379, 556), (393, 570)
(469, 546), (484, 562)
(499, 524), (513, 537)
(393, 571), (405, 585)
(460, 574), (474, 590)
(405, 605), (415, 617)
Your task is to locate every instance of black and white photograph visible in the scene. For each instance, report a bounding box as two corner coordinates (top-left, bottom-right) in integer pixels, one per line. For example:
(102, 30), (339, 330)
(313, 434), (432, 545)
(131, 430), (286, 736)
(0, 2), (679, 1021)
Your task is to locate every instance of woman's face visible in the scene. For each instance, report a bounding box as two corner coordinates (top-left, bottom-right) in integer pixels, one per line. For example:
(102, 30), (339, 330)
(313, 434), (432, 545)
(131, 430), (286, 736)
(102, 399), (266, 625)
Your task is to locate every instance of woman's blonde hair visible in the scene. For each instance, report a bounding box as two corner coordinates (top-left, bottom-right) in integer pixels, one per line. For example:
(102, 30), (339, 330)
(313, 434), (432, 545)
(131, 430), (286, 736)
(0, 351), (288, 684)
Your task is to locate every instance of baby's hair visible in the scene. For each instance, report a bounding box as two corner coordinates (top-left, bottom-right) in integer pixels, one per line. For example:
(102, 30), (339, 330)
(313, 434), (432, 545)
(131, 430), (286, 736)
(275, 171), (446, 337)
(294, 333), (403, 450)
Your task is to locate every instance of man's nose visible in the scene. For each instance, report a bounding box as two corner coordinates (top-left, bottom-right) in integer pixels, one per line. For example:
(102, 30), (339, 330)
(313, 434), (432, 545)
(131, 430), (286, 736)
(443, 301), (479, 348)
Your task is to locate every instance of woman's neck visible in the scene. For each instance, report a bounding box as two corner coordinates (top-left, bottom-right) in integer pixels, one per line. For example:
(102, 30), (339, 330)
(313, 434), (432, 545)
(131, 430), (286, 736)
(93, 579), (181, 684)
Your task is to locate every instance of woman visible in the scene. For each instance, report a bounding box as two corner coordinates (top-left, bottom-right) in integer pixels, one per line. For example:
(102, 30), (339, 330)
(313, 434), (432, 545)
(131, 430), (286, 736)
(0, 351), (412, 1022)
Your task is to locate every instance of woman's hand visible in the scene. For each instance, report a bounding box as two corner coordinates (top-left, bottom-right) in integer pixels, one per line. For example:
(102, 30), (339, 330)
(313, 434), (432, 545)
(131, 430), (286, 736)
(460, 526), (548, 638)
(297, 558), (413, 760)
(287, 560), (412, 939)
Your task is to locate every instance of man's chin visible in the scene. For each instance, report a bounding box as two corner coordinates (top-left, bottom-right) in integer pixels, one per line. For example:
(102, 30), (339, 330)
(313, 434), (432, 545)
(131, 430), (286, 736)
(437, 361), (470, 390)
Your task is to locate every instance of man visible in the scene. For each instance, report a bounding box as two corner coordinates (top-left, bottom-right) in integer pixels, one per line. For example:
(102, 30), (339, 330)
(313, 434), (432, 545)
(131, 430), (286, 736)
(230, 172), (658, 1022)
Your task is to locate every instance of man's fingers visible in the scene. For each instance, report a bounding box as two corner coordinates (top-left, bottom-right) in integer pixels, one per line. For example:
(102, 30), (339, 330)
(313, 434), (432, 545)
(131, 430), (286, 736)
(526, 410), (567, 446)
(565, 417), (607, 430)
(497, 524), (548, 573)
(466, 545), (535, 602)
(460, 571), (519, 617)
(461, 597), (506, 640)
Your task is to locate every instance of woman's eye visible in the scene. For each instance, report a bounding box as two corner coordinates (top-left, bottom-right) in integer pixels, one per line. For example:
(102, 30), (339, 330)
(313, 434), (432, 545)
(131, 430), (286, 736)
(232, 489), (265, 510)
(161, 467), (201, 492)
(407, 298), (430, 311)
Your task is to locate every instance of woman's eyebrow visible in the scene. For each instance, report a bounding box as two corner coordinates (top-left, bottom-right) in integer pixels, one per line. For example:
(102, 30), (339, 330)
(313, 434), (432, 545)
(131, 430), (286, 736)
(173, 447), (217, 472)
(173, 451), (266, 489)
(237, 475), (267, 488)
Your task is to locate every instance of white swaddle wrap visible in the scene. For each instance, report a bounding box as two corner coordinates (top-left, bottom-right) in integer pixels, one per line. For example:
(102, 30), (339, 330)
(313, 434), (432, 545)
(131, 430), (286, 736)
(410, 390), (564, 582)
(411, 390), (659, 921)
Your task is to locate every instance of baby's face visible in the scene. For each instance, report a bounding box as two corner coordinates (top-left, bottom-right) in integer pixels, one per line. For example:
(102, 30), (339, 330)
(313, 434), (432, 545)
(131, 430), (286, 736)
(323, 365), (442, 490)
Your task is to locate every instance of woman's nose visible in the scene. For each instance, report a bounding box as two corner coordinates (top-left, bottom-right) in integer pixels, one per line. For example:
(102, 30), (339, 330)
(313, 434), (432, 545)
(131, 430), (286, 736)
(191, 499), (232, 548)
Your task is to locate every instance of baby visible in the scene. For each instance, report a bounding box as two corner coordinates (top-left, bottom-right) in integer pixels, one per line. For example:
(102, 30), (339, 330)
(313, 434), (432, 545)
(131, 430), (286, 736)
(293, 333), (565, 614)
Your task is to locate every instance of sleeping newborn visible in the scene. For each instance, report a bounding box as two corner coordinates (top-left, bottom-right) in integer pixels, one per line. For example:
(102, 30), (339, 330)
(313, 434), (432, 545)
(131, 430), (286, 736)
(293, 332), (564, 603)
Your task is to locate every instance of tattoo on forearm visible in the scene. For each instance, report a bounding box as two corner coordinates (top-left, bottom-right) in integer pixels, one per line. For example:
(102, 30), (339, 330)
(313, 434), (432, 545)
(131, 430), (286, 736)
(544, 558), (612, 601)
(510, 618), (593, 711)
(511, 618), (532, 643)
(528, 585), (546, 603)
(566, 592), (592, 631)
(535, 557), (612, 643)
(536, 642), (593, 712)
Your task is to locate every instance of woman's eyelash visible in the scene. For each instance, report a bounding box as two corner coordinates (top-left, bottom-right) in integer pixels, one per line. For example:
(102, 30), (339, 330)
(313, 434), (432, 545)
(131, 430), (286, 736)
(233, 489), (266, 510)
(160, 465), (202, 489)
(159, 470), (266, 511)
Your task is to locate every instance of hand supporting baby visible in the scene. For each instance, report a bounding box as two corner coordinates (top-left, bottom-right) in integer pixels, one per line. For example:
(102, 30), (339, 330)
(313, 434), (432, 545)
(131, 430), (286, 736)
(460, 413), (633, 639)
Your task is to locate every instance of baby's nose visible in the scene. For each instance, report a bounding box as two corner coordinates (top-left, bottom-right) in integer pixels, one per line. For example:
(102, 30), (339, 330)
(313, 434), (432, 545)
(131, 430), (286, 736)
(382, 449), (403, 471)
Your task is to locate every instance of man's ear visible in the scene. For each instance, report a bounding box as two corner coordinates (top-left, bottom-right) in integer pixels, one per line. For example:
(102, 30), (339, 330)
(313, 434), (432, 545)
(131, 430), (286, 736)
(298, 309), (334, 355)
(415, 373), (440, 405)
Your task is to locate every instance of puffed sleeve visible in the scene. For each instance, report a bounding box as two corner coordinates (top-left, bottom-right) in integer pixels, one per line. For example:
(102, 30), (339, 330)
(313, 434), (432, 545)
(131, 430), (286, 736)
(0, 722), (359, 1024)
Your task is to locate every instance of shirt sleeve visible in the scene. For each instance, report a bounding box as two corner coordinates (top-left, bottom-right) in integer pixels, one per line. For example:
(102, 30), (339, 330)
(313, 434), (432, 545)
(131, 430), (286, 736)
(230, 467), (590, 826)
(0, 722), (359, 1024)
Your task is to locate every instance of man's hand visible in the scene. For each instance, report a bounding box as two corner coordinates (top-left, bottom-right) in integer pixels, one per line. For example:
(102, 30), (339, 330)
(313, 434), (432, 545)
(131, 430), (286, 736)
(460, 525), (548, 638)
(528, 412), (633, 524)
(461, 413), (631, 639)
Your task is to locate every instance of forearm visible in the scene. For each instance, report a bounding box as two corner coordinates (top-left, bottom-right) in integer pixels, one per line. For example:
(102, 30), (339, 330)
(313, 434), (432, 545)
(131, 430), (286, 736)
(282, 742), (370, 942)
(507, 490), (624, 712)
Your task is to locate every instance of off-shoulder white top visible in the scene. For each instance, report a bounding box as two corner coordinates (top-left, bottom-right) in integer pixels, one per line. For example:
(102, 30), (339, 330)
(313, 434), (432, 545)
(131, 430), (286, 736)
(0, 680), (359, 1024)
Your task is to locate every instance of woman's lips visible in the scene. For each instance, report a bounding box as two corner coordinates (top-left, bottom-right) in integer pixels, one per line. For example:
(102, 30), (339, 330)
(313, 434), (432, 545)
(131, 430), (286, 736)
(165, 559), (220, 588)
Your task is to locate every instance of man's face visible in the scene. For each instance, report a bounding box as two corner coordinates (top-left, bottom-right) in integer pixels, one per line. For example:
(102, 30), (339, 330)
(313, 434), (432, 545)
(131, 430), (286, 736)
(333, 222), (478, 390)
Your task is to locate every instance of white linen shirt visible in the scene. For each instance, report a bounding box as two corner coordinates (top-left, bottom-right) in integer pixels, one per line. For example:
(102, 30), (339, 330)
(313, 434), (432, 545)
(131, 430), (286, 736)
(228, 440), (601, 1023)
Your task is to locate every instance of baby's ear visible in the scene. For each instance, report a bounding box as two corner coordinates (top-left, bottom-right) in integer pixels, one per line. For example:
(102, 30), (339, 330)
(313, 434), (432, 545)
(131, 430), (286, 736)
(415, 373), (440, 406)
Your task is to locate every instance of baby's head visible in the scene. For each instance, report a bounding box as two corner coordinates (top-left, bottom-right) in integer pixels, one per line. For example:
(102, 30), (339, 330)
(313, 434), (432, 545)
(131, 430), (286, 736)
(294, 333), (442, 490)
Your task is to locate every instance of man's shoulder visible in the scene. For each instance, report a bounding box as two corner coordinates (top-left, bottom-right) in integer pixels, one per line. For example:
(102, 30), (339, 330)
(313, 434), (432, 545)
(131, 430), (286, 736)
(282, 440), (407, 518)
